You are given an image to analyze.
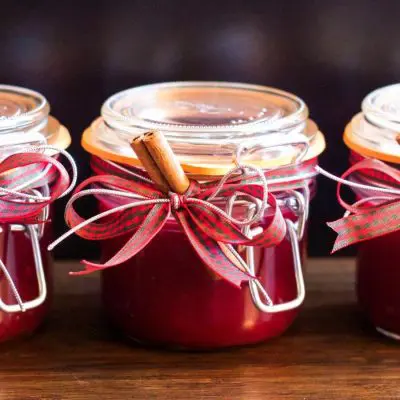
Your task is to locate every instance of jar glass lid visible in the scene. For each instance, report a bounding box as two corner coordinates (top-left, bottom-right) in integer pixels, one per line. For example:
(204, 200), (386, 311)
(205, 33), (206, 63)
(0, 85), (51, 135)
(85, 82), (325, 174)
(0, 85), (70, 152)
(346, 84), (400, 163)
(102, 81), (308, 135)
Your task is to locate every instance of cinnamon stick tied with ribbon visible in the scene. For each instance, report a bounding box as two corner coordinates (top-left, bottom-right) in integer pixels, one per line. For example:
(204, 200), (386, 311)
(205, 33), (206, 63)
(131, 134), (170, 193)
(132, 131), (246, 279)
(131, 131), (190, 194)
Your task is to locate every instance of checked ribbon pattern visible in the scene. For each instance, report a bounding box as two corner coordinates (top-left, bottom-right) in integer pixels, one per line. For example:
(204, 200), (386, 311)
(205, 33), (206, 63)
(327, 157), (400, 252)
(49, 156), (321, 288)
(0, 151), (72, 225)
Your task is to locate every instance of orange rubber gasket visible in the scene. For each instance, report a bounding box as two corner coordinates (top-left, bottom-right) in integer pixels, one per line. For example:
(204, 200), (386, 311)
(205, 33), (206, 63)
(82, 121), (326, 176)
(343, 122), (400, 164)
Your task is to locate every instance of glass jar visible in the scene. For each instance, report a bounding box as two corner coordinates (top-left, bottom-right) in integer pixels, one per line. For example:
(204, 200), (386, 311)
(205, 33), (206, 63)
(0, 85), (71, 342)
(81, 82), (325, 349)
(343, 83), (400, 339)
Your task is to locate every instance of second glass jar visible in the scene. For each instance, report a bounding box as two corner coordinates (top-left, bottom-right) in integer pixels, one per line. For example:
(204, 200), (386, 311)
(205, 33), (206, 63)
(81, 82), (326, 349)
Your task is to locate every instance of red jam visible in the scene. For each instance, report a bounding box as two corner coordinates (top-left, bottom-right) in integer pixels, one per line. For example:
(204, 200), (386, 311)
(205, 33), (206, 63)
(0, 224), (51, 342)
(99, 187), (312, 349)
(349, 164), (400, 337)
(349, 152), (400, 338)
(356, 228), (400, 337)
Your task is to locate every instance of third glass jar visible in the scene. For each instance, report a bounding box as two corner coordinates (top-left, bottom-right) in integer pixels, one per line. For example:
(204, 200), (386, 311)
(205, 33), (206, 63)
(343, 83), (400, 340)
(81, 82), (325, 349)
(0, 85), (71, 342)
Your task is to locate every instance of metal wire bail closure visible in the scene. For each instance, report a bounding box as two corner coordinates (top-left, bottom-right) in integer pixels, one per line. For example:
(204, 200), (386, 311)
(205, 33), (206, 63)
(246, 218), (305, 313)
(228, 141), (308, 313)
(0, 181), (50, 314)
(0, 224), (47, 313)
(285, 183), (310, 241)
(227, 188), (307, 314)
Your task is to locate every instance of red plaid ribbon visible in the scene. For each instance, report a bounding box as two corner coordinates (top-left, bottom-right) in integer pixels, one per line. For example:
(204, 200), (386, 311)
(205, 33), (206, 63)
(349, 150), (399, 185)
(0, 152), (70, 225)
(59, 157), (317, 288)
(328, 157), (400, 252)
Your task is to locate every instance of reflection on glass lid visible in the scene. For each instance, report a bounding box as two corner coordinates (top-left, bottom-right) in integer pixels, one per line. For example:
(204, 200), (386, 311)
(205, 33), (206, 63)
(351, 84), (400, 159)
(102, 81), (308, 134)
(363, 84), (400, 131)
(94, 82), (318, 166)
(0, 85), (53, 136)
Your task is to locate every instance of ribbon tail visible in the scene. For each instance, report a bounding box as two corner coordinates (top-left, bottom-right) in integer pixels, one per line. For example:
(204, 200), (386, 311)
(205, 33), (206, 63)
(327, 219), (351, 253)
(327, 202), (400, 253)
(175, 210), (253, 288)
(327, 217), (374, 253)
(71, 204), (170, 275)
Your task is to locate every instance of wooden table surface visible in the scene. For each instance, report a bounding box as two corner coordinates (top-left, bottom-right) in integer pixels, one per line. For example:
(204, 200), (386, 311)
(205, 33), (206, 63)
(1, 258), (399, 400)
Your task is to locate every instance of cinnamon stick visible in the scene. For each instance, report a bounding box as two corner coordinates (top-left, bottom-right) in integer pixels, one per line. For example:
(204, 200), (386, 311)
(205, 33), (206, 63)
(142, 131), (190, 194)
(130, 136), (170, 193)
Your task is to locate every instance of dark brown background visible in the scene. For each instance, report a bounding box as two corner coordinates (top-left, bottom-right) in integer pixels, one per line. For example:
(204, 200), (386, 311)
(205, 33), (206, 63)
(2, 0), (399, 258)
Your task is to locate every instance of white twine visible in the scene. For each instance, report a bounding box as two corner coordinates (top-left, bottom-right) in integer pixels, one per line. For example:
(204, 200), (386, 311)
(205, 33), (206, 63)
(48, 162), (269, 250)
(315, 165), (400, 197)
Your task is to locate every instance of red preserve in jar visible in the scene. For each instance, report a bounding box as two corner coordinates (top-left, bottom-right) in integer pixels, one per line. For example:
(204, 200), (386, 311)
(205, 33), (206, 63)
(79, 82), (326, 349)
(342, 84), (400, 340)
(0, 85), (71, 342)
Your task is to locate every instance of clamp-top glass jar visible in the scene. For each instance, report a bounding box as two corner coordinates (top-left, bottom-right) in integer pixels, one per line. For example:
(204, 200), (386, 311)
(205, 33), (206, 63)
(343, 84), (400, 340)
(81, 82), (325, 349)
(0, 85), (71, 342)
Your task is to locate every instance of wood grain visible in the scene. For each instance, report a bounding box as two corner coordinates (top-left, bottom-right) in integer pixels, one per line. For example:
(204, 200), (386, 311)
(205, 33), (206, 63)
(0, 258), (399, 400)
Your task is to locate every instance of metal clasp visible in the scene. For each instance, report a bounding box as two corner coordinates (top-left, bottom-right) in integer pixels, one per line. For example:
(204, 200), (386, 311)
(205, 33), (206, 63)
(226, 188), (308, 314)
(285, 184), (309, 241)
(246, 218), (305, 313)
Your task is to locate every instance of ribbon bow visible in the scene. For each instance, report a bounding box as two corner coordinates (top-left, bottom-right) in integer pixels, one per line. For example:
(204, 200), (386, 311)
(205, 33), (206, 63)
(327, 158), (400, 252)
(0, 151), (72, 224)
(53, 159), (288, 288)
